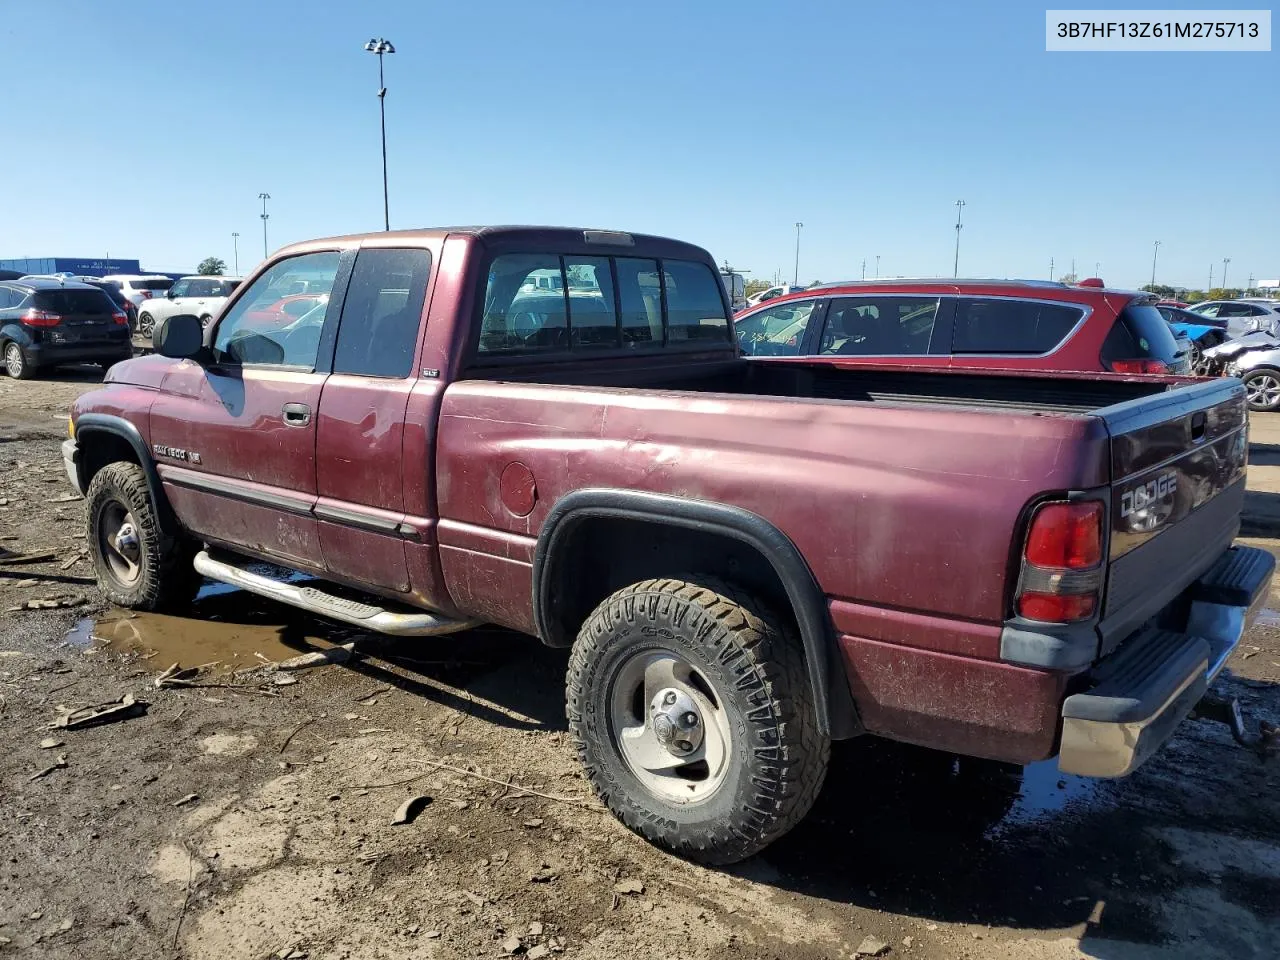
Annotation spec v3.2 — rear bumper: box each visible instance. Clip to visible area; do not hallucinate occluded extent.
[1058,545,1273,777]
[27,339,132,366]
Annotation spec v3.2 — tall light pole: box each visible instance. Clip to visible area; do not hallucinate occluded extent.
[1049,257,1055,281]
[365,38,396,232]
[258,193,271,258]
[953,199,965,278]
[1222,257,1231,290]
[1151,240,1161,289]
[231,232,240,274]
[861,258,866,280]
[793,222,803,286]
[875,255,880,279]
[1095,261,1100,277]
[1209,263,1214,289]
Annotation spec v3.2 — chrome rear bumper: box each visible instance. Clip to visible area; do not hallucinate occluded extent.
[1058,545,1273,778]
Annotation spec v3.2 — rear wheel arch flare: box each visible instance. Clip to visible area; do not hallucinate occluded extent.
[532,487,859,739]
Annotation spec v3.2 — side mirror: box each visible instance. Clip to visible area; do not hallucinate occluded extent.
[155,314,207,361]
[166,289,177,299]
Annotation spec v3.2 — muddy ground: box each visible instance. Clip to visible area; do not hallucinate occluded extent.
[1,371,1278,960]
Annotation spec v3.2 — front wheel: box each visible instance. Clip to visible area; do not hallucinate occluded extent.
[86,462,201,609]
[3,341,36,380]
[1243,369,1280,412]
[567,578,829,864]
[138,312,155,338]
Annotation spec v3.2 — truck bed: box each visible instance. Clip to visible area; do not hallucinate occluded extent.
[468,353,1178,417]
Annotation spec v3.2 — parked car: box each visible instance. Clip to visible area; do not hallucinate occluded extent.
[239,291,329,332]
[1185,299,1280,338]
[746,282,807,307]
[0,278,132,379]
[1199,335,1280,411]
[75,277,138,334]
[734,278,1192,375]
[1157,304,1230,376]
[100,274,174,310]
[63,225,1269,863]
[136,275,243,338]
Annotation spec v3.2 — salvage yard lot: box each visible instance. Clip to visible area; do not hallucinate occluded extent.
[2,372,1278,960]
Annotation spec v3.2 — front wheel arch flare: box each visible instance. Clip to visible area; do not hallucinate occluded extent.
[532,488,859,739]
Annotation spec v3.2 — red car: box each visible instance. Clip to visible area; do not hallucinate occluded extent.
[734,278,1191,375]
[240,292,329,331]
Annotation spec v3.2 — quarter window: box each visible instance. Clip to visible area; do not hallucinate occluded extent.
[332,248,431,378]
[736,301,816,356]
[212,251,340,367]
[820,297,940,356]
[951,298,1082,354]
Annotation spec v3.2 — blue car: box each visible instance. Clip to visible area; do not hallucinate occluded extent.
[1159,305,1229,375]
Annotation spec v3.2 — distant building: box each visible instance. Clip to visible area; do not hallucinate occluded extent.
[0,257,143,276]
[1256,280,1279,294]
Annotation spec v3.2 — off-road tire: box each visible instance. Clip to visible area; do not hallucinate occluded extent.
[567,577,829,864]
[86,461,201,610]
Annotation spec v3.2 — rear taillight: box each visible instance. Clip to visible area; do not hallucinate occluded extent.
[1016,500,1105,623]
[21,308,61,327]
[1109,358,1170,375]
[139,290,152,299]
[111,308,129,326]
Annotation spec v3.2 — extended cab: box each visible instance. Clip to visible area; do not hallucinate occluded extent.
[64,226,1272,863]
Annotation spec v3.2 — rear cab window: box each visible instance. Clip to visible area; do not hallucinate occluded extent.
[477,252,730,358]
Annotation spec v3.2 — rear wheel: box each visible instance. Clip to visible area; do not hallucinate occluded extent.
[138,312,155,338]
[567,577,829,864]
[1243,369,1280,411]
[199,314,212,329]
[86,462,201,609]
[3,342,35,380]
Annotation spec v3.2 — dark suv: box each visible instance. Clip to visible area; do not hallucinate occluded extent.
[0,278,133,379]
[734,278,1191,375]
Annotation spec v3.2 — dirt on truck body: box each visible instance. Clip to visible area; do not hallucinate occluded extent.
[60,225,1272,868]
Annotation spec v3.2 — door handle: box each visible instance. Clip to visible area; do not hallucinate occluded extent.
[282,403,311,427]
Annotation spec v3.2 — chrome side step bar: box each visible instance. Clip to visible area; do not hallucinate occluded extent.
[193,551,481,637]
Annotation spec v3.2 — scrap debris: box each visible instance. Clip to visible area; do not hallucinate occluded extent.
[275,643,355,672]
[391,794,432,825]
[30,753,68,782]
[155,664,200,688]
[51,693,146,730]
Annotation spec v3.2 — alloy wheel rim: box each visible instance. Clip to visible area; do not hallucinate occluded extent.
[608,650,733,804]
[5,344,22,377]
[1247,374,1280,408]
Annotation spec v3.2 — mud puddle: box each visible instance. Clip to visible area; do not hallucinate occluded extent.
[66,578,357,673]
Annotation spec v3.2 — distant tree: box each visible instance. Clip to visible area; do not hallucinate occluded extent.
[1059,273,1078,284]
[197,257,226,276]
[1184,290,1208,304]
[1140,283,1178,298]
[745,279,771,297]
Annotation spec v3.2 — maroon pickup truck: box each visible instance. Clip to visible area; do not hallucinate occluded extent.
[63,226,1272,864]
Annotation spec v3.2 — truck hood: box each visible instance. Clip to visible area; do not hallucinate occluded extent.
[104,354,177,389]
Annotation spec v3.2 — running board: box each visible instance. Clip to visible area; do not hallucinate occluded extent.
[192,551,481,637]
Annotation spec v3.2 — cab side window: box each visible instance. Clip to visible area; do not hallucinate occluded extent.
[212,251,340,367]
[168,279,191,298]
[332,248,432,378]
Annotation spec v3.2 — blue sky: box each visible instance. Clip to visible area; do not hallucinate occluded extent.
[2,0,1276,288]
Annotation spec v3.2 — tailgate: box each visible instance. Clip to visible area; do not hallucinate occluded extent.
[1097,377,1249,656]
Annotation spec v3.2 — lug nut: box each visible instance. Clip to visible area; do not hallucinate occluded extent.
[682,712,698,728]
[663,691,677,706]
[675,740,693,753]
